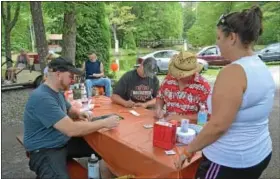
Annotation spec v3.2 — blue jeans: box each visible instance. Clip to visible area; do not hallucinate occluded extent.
[85,78,111,97]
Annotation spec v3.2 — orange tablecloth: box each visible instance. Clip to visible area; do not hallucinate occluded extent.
[83,96,202,179]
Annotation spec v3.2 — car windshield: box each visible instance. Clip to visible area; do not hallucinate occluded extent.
[197,47,210,55]
[197,46,220,55]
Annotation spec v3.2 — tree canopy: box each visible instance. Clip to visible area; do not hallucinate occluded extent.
[2,1,279,73]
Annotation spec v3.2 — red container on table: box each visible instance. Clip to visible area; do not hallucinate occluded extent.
[153,121,177,150]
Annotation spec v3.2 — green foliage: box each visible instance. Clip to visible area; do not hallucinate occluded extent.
[187,2,231,46]
[76,2,111,75]
[1,2,31,53]
[122,31,136,50]
[182,6,196,39]
[123,2,183,43]
[187,2,279,47]
[106,3,136,32]
[3,1,279,58]
[260,2,280,44]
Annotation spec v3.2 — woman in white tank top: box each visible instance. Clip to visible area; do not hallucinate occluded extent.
[177,5,275,179]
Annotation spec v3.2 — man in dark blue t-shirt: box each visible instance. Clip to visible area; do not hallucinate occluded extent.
[23,57,119,179]
[82,52,111,97]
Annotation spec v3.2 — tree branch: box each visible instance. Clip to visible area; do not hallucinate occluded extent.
[1,2,7,26]
[7,1,11,25]
[9,2,21,32]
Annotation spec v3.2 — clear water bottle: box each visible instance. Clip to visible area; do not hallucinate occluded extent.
[181,119,189,133]
[197,104,208,126]
[88,154,100,179]
[80,83,88,105]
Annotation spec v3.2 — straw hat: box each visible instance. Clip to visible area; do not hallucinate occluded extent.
[168,51,203,79]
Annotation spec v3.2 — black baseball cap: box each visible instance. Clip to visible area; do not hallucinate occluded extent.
[143,57,158,78]
[48,57,83,75]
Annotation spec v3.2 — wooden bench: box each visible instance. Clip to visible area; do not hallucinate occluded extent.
[16,135,88,179]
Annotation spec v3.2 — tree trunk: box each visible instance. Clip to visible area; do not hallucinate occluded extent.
[30,2,48,74]
[111,24,119,54]
[61,3,76,64]
[1,1,21,68]
[112,24,118,42]
[4,28,12,68]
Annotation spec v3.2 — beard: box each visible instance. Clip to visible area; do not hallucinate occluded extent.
[59,79,70,91]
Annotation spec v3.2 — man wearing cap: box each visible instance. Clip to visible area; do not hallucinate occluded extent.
[23,57,120,179]
[83,52,111,97]
[155,51,211,123]
[111,57,160,108]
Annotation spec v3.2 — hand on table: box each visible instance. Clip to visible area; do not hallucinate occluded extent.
[174,148,195,169]
[134,102,147,108]
[154,108,165,119]
[124,100,135,108]
[103,115,120,129]
[78,111,92,121]
[92,73,99,78]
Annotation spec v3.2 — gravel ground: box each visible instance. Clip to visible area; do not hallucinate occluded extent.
[1,69,279,178]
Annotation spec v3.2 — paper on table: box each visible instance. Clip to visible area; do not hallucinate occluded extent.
[129,110,140,116]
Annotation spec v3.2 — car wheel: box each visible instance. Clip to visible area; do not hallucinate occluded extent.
[34,75,43,88]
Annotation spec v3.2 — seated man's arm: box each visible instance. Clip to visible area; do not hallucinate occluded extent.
[92,62,105,78]
[64,95,85,120]
[33,95,119,137]
[99,62,105,77]
[111,94,134,108]
[54,116,113,137]
[111,72,134,108]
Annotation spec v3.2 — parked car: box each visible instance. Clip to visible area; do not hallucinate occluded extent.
[135,50,209,74]
[196,45,231,66]
[255,43,280,62]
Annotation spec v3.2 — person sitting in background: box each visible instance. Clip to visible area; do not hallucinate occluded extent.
[43,51,60,81]
[111,57,159,109]
[83,52,111,97]
[155,51,211,123]
[177,6,274,179]
[6,49,29,83]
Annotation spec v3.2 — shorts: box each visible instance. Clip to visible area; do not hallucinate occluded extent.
[195,152,272,179]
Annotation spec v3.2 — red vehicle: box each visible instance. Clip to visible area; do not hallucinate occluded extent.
[196,45,231,66]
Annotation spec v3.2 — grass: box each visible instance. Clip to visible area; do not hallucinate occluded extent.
[202,68,221,76]
[265,61,280,66]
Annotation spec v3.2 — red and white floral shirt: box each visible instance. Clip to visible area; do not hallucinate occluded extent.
[157,73,211,116]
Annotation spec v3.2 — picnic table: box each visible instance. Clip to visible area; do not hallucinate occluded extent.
[83,96,202,179]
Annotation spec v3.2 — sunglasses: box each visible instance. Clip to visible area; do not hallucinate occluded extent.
[217,14,236,32]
